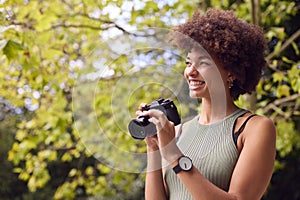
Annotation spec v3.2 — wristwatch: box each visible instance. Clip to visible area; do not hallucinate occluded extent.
[173,156,193,174]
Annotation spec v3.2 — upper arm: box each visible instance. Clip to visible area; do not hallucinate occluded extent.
[228,116,276,200]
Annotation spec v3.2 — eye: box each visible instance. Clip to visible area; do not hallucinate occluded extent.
[199,61,209,66]
[185,61,192,67]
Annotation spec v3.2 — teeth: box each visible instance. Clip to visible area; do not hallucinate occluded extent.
[190,81,205,86]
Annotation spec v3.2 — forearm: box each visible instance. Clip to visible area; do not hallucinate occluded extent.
[145,149,168,200]
[145,170,168,200]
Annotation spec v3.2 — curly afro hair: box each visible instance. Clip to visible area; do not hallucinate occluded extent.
[171,8,267,100]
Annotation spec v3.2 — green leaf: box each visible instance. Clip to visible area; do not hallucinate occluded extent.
[68,169,77,177]
[276,120,300,157]
[282,56,294,64]
[292,42,300,55]
[19,171,30,181]
[25,119,37,129]
[35,12,57,32]
[85,166,94,176]
[145,1,159,11]
[288,64,300,78]
[291,77,300,93]
[273,40,282,55]
[2,40,25,60]
[61,152,73,162]
[273,72,285,82]
[19,140,37,151]
[38,150,58,161]
[277,84,290,98]
[266,27,286,40]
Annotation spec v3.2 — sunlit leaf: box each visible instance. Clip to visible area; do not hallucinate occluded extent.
[2,40,25,60]
[277,84,290,97]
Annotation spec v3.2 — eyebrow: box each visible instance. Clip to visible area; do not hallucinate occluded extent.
[186,55,211,60]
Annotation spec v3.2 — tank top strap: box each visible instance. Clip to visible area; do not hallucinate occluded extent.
[233,114,256,146]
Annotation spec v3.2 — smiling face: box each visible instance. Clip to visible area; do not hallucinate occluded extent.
[184,48,230,100]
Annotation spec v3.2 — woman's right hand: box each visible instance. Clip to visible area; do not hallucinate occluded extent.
[136,103,159,152]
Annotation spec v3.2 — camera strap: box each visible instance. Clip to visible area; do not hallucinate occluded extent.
[176,123,184,142]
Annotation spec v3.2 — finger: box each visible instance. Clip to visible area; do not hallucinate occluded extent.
[143,109,164,118]
[148,117,161,131]
[138,103,147,111]
[146,109,168,127]
[135,110,143,117]
[148,116,161,127]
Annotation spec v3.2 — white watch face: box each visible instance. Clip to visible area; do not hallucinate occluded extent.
[179,156,192,170]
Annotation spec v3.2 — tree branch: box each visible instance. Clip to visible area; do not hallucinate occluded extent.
[49,21,143,37]
[50,23,109,31]
[250,0,261,25]
[266,28,300,62]
[246,0,261,112]
[263,93,300,113]
[10,22,35,30]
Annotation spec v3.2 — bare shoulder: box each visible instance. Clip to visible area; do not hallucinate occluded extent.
[235,114,276,154]
[246,115,276,140]
[241,114,276,157]
[252,115,275,127]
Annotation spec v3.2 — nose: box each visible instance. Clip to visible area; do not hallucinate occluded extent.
[185,64,198,76]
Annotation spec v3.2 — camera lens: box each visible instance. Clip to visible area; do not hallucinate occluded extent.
[128,116,156,140]
[128,121,147,140]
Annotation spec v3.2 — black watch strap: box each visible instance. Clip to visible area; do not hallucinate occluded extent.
[172,156,193,174]
[173,164,183,174]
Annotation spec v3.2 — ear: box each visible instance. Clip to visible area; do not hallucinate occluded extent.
[227,73,236,89]
[227,73,236,82]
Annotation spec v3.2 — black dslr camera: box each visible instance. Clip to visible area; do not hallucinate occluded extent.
[128,98,181,140]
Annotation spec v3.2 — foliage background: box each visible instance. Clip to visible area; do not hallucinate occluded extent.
[0,0,299,199]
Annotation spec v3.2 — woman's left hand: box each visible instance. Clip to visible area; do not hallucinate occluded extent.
[143,109,183,164]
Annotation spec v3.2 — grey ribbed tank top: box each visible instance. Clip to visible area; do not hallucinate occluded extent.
[165,109,248,199]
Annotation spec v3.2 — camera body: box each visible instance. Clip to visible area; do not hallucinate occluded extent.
[128,98,181,140]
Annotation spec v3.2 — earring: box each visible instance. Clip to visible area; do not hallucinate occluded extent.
[228,78,234,89]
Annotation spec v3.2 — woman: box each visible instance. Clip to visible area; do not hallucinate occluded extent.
[137,8,276,200]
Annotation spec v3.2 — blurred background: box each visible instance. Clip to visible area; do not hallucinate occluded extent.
[0,0,299,199]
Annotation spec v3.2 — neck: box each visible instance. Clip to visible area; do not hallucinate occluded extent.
[198,97,238,125]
